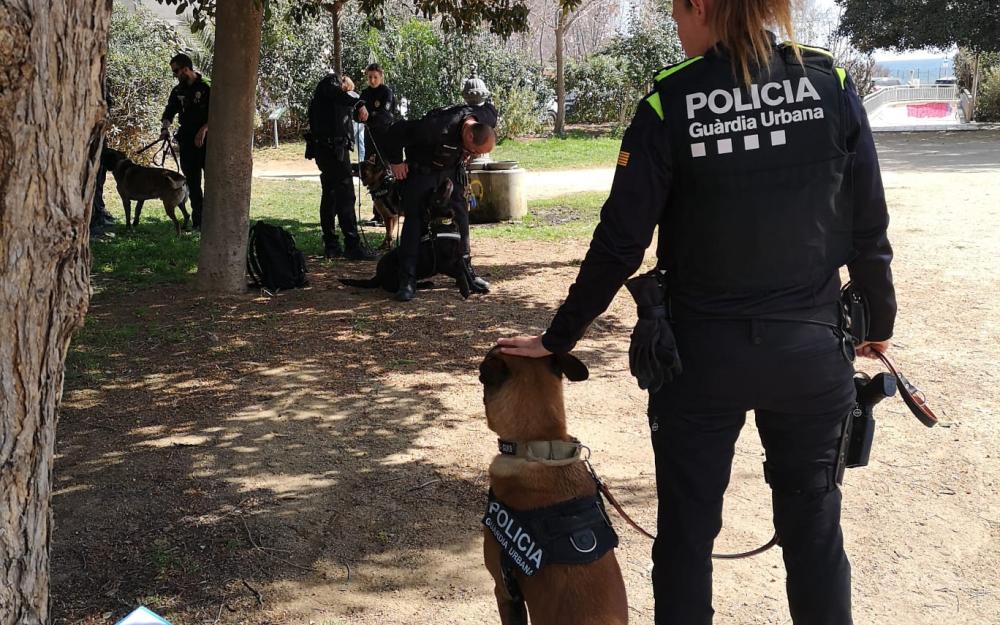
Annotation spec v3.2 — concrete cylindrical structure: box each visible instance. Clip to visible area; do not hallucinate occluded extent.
[468,168,528,223]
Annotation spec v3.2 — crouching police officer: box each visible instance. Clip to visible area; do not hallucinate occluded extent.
[307,73,374,260]
[499,1,896,623]
[383,100,498,301]
[161,53,210,229]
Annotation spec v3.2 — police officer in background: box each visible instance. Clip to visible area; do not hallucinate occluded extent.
[359,63,396,224]
[499,0,895,623]
[161,53,210,230]
[360,64,396,163]
[307,72,374,260]
[383,96,499,301]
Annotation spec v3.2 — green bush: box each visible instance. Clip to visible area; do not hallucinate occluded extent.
[494,86,545,142]
[106,2,185,157]
[341,11,550,137]
[975,67,1000,122]
[256,8,335,141]
[565,55,632,125]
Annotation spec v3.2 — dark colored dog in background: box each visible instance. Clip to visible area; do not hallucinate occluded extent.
[338,229,472,298]
[101,147,190,235]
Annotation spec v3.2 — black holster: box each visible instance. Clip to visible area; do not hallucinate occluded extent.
[840,282,869,346]
[835,372,896,484]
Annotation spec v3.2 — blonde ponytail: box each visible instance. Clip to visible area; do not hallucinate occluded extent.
[709,0,800,85]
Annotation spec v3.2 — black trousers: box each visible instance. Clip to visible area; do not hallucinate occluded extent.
[397,168,472,282]
[315,145,360,251]
[178,138,206,227]
[648,319,855,625]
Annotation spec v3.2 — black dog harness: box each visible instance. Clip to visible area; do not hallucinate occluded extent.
[484,439,619,603]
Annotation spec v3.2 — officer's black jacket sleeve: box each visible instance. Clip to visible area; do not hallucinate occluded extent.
[381,117,444,164]
[844,77,896,341]
[161,86,180,125]
[542,103,670,354]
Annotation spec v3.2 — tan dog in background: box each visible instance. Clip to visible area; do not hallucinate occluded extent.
[359,161,399,249]
[102,147,190,235]
[479,347,628,625]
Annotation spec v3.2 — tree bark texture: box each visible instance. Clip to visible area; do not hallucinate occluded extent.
[330,1,344,77]
[0,2,111,624]
[555,10,567,136]
[195,0,264,293]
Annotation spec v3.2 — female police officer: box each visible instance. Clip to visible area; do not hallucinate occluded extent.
[498,1,895,623]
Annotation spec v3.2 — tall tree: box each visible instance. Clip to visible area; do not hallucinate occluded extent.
[0,2,112,624]
[836,0,999,53]
[196,0,265,292]
[550,0,604,135]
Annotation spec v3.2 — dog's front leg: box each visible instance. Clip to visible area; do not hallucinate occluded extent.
[494,587,529,625]
[121,195,132,231]
[132,200,144,229]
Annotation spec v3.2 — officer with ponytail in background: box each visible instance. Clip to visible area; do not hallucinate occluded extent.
[498,1,896,623]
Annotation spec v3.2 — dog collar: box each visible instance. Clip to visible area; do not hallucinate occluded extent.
[497,438,583,466]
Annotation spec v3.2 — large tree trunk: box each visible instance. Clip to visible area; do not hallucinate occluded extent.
[0,2,111,624]
[554,10,567,136]
[195,0,264,293]
[331,1,344,76]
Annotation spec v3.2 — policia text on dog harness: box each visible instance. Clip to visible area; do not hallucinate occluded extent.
[484,439,619,607]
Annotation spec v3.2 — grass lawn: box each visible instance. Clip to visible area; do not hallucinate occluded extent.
[91,180,603,292]
[490,133,622,170]
[253,131,622,171]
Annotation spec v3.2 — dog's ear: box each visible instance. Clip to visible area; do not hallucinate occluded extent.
[479,351,510,389]
[551,353,589,382]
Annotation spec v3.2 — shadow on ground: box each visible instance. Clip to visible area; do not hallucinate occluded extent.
[53,253,636,624]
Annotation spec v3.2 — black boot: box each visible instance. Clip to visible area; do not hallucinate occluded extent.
[395,277,416,302]
[463,255,490,293]
[344,244,376,261]
[324,242,343,259]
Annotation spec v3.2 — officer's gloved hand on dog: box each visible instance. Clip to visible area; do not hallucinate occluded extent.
[625,271,682,393]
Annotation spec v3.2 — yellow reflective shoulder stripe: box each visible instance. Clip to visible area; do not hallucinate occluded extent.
[783,41,835,58]
[835,67,847,89]
[646,92,664,120]
[655,56,704,82]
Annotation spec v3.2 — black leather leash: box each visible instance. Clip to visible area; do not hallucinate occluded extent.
[581,452,780,560]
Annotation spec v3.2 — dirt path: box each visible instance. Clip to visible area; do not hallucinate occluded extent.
[55,133,999,625]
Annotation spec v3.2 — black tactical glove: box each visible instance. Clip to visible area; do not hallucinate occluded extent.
[625,271,682,393]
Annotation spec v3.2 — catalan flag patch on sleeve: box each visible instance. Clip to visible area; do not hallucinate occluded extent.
[617,150,630,167]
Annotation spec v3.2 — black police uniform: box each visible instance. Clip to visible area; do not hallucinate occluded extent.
[541,39,896,625]
[307,75,367,257]
[161,73,210,228]
[383,102,498,297]
[360,83,395,160]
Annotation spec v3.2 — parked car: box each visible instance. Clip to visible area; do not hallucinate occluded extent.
[871,76,903,92]
[545,92,578,121]
[935,77,957,85]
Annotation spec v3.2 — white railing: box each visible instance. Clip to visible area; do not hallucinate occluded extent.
[863,85,959,116]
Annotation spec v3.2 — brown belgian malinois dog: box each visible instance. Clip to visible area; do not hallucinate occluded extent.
[478,347,628,625]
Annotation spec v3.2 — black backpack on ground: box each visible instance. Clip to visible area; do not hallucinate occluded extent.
[246,221,308,290]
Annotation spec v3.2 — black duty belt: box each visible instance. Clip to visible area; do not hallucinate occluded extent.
[482,489,618,577]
